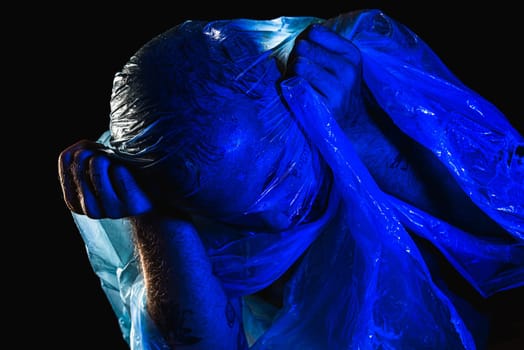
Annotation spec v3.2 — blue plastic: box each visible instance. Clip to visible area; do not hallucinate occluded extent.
[70,9,523,350]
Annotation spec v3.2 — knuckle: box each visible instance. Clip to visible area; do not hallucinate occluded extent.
[80,193,102,219]
[89,154,110,173]
[65,200,80,214]
[294,57,313,74]
[295,40,310,55]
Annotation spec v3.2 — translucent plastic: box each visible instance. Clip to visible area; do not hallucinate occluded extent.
[71,9,523,350]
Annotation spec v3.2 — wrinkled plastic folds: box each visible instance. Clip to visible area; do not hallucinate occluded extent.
[71,9,523,349]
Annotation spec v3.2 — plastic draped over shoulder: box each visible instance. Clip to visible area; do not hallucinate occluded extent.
[330,11,523,240]
[71,10,523,350]
[326,10,523,296]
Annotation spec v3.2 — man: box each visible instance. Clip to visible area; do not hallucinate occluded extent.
[59,9,523,349]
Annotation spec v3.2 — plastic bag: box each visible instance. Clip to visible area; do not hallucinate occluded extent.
[71,9,523,349]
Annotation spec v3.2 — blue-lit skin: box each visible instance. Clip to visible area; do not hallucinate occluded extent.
[58,11,523,350]
[58,140,153,218]
[58,24,501,235]
[58,24,344,349]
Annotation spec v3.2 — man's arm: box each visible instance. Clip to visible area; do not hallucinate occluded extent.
[58,140,247,349]
[130,212,246,349]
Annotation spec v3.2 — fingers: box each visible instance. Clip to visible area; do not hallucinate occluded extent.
[89,155,124,218]
[288,24,361,76]
[58,140,103,214]
[306,24,361,63]
[110,163,153,217]
[58,139,152,219]
[75,148,104,218]
[290,53,345,98]
[286,24,363,119]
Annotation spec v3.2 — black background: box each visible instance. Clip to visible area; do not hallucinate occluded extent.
[31,1,523,349]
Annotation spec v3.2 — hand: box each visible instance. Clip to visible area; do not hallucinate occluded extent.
[58,140,246,348]
[286,24,364,121]
[58,139,153,219]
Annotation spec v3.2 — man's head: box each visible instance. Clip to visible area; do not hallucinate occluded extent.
[107,19,328,230]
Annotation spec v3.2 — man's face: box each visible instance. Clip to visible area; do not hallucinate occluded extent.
[136,100,325,231]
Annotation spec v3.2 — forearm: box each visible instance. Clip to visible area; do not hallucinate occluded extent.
[130,213,247,349]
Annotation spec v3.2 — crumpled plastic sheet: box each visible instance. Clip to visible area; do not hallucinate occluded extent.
[71,9,523,350]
